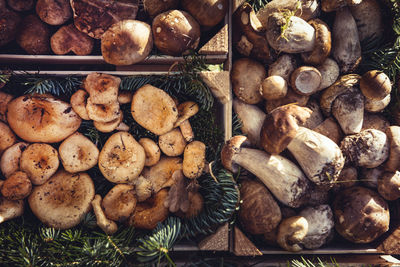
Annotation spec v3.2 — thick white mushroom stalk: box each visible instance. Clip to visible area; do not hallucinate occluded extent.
[287,126,345,185]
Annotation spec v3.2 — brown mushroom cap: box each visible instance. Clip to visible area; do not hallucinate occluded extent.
[385,126,400,172]
[182,141,206,179]
[0,121,17,156]
[0,142,29,178]
[0,196,24,223]
[260,104,313,154]
[378,171,400,201]
[102,184,136,222]
[1,171,32,200]
[86,98,121,123]
[129,188,169,230]
[0,9,20,47]
[174,101,199,127]
[333,186,390,243]
[131,84,178,135]
[59,132,99,173]
[93,112,123,133]
[221,135,250,173]
[158,129,187,157]
[143,0,179,18]
[138,138,161,167]
[152,10,200,56]
[7,0,34,11]
[265,88,310,113]
[260,75,288,100]
[70,89,90,120]
[84,73,120,105]
[28,170,95,229]
[301,19,332,65]
[16,15,50,55]
[36,0,72,25]
[0,91,13,122]
[181,0,228,27]
[51,24,94,55]
[360,70,392,100]
[20,143,59,185]
[364,94,391,113]
[101,20,153,65]
[7,94,81,143]
[99,131,145,184]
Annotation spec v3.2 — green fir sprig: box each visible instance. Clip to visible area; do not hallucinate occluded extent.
[246,0,271,12]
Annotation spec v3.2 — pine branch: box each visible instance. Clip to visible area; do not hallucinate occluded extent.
[290,256,339,267]
[246,0,271,12]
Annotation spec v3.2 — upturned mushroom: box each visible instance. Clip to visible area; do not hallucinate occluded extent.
[92,194,118,235]
[51,24,94,55]
[277,216,308,252]
[28,170,95,229]
[377,171,400,201]
[0,121,17,156]
[158,129,187,157]
[138,138,161,167]
[0,142,28,178]
[0,196,23,224]
[102,184,136,222]
[1,171,32,200]
[290,66,322,96]
[70,89,90,120]
[183,141,206,179]
[221,136,310,208]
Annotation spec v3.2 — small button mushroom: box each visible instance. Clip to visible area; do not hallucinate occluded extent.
[360,70,392,101]
[313,117,344,145]
[333,186,390,243]
[0,8,20,48]
[16,15,50,55]
[364,94,391,113]
[332,89,364,135]
[117,91,133,104]
[290,66,322,96]
[1,171,32,200]
[99,132,145,184]
[92,194,118,235]
[86,98,121,123]
[133,175,153,202]
[138,138,161,167]
[36,0,72,25]
[59,132,99,173]
[340,129,389,169]
[51,24,94,55]
[0,121,17,157]
[70,89,90,120]
[128,188,169,230]
[20,143,59,185]
[93,112,123,133]
[152,10,200,56]
[238,179,282,235]
[0,196,24,224]
[260,75,288,100]
[102,184,136,222]
[361,166,384,188]
[183,141,206,179]
[362,113,390,133]
[143,0,179,18]
[301,19,332,66]
[0,142,28,178]
[174,101,199,128]
[131,84,178,136]
[158,129,187,157]
[84,73,120,105]
[385,126,400,172]
[277,216,308,252]
[316,58,340,90]
[28,170,95,229]
[182,0,228,28]
[0,91,13,122]
[378,171,400,201]
[268,54,297,82]
[231,58,265,105]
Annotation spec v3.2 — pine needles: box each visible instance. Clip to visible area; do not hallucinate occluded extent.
[246,0,271,12]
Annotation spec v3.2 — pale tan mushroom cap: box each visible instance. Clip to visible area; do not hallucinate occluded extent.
[0,142,29,178]
[20,143,59,185]
[28,170,95,229]
[86,97,121,123]
[99,131,145,184]
[70,89,90,120]
[183,141,206,179]
[1,171,32,200]
[118,91,133,104]
[0,121,17,156]
[139,138,161,167]
[158,128,186,156]
[59,132,99,173]
[0,196,24,223]
[83,73,120,105]
[93,112,123,133]
[133,175,153,202]
[102,184,136,222]
[131,84,178,135]
[7,94,81,143]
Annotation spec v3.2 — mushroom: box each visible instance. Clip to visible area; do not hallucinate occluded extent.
[138,138,161,167]
[133,175,153,202]
[377,171,400,201]
[221,136,310,208]
[16,15,50,55]
[93,112,123,133]
[181,0,228,27]
[70,89,90,120]
[158,129,187,157]
[98,131,145,184]
[265,88,309,113]
[183,141,206,179]
[331,166,358,193]
[333,186,390,243]
[0,91,13,122]
[238,179,282,235]
[141,156,182,193]
[102,184,136,222]
[362,113,389,132]
[0,121,17,157]
[332,89,364,135]
[302,100,324,130]
[59,132,99,173]
[51,24,94,55]
[101,20,153,66]
[364,94,391,113]
[290,66,322,96]
[0,8,20,48]
[361,166,383,188]
[92,194,118,235]
[174,101,199,128]
[179,120,195,143]
[231,58,265,104]
[0,142,28,178]
[301,19,332,66]
[277,216,308,252]
[128,188,169,230]
[322,0,362,12]
[116,122,130,132]
[260,76,288,100]
[70,0,138,39]
[83,73,120,105]
[7,0,34,11]
[299,205,334,249]
[143,0,179,18]
[118,91,133,104]
[316,58,340,90]
[131,84,178,136]
[340,129,389,169]
[152,10,200,56]
[165,170,189,214]
[384,126,400,172]
[28,170,95,229]
[20,143,59,185]
[360,70,392,101]
[86,98,121,123]
[176,191,203,219]
[0,196,23,224]
[7,94,82,143]
[36,0,71,25]
[313,117,343,145]
[268,54,297,82]
[1,171,32,200]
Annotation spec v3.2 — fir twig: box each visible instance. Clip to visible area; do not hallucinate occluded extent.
[246,0,271,12]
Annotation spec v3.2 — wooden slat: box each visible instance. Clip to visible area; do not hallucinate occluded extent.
[199,25,229,55]
[198,223,229,251]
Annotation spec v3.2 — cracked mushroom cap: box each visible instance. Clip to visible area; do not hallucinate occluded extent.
[99,131,145,184]
[0,142,28,178]
[59,132,99,173]
[28,170,95,229]
[7,94,81,143]
[20,143,59,185]
[102,184,136,222]
[131,84,178,135]
[83,73,120,105]
[260,104,313,154]
[0,121,17,156]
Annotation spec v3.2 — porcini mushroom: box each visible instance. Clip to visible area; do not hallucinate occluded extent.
[260,75,288,100]
[59,132,99,173]
[0,142,28,178]
[99,131,145,184]
[277,216,308,252]
[378,171,400,201]
[102,184,136,222]
[1,171,32,200]
[0,8,20,48]
[70,89,90,120]
[364,94,391,113]
[0,121,17,156]
[313,117,344,145]
[36,0,72,25]
[183,141,206,179]
[143,0,179,18]
[138,138,161,167]
[265,88,309,113]
[158,129,187,157]
[0,196,23,224]
[28,170,95,229]
[16,15,50,55]
[51,24,94,55]
[181,0,228,27]
[290,66,322,96]
[84,73,120,105]
[268,54,297,82]
[385,126,400,172]
[332,89,364,135]
[221,136,310,208]
[92,194,118,235]
[20,143,59,185]
[317,58,340,90]
[360,70,391,101]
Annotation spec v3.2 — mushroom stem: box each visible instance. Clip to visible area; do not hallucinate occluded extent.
[287,126,344,185]
[92,194,118,235]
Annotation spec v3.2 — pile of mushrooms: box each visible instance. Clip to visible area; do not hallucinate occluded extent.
[0,0,229,64]
[0,72,208,235]
[230,0,397,252]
